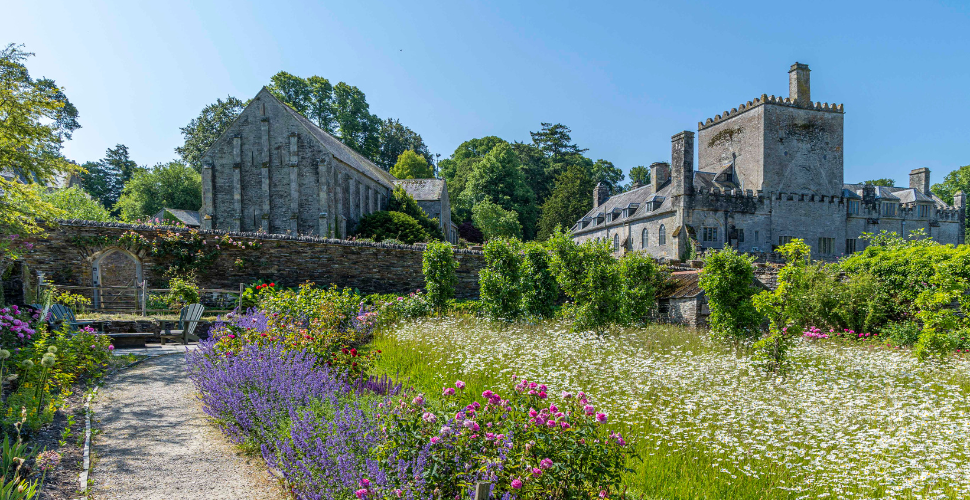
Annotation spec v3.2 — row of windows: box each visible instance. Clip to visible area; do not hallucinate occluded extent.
[600,228,862,255]
[848,199,934,218]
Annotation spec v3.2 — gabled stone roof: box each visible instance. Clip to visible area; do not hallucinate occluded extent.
[843,183,948,207]
[257,88,397,189]
[393,178,446,201]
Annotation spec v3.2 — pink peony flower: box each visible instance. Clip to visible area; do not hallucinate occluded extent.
[596,412,608,423]
[442,387,455,396]
[540,458,554,469]
[455,380,465,390]
[511,478,523,489]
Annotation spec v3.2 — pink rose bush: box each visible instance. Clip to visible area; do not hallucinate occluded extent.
[374,376,633,498]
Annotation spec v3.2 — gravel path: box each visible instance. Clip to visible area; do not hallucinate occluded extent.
[90,353,288,500]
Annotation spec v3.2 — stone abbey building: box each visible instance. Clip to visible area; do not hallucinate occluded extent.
[200,88,455,241]
[572,63,966,259]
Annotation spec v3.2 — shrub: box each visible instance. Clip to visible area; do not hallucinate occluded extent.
[698,246,762,339]
[472,199,522,240]
[165,275,200,311]
[881,320,921,346]
[752,239,812,372]
[457,221,484,244]
[619,251,658,325]
[480,238,523,320]
[388,187,444,241]
[520,241,558,320]
[546,228,624,332]
[913,270,968,361]
[353,211,428,244]
[422,241,458,312]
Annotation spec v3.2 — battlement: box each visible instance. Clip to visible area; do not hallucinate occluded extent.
[698,94,844,131]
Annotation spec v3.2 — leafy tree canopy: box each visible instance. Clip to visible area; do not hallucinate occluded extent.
[0,43,80,258]
[932,164,970,205]
[115,161,201,222]
[863,178,896,187]
[378,118,432,172]
[537,163,597,240]
[472,199,522,240]
[591,159,625,195]
[388,186,444,241]
[460,143,538,239]
[176,96,245,172]
[390,150,433,179]
[33,185,113,222]
[353,210,428,244]
[81,144,140,209]
[628,165,650,187]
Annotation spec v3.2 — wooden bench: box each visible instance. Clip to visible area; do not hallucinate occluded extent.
[107,333,155,348]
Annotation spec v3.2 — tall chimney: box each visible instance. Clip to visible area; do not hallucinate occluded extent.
[593,182,610,209]
[789,62,811,107]
[670,131,694,195]
[909,168,931,194]
[650,162,670,188]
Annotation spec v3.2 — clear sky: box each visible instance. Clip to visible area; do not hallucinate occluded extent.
[6,0,970,185]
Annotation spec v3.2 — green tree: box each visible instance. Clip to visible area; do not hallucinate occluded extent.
[628,165,650,187]
[268,71,312,116]
[461,143,538,239]
[537,163,596,240]
[480,238,523,320]
[512,141,555,206]
[520,241,558,319]
[530,123,588,165]
[619,251,658,325]
[932,164,970,205]
[35,185,113,221]
[390,150,433,179]
[546,228,624,332]
[333,82,381,159]
[422,241,458,312]
[591,159,625,194]
[0,44,80,259]
[863,178,895,187]
[115,161,202,221]
[472,199,522,240]
[378,118,432,172]
[81,144,139,209]
[699,246,762,340]
[176,96,245,172]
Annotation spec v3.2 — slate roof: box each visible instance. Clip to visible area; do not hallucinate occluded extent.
[259,88,397,189]
[393,179,446,201]
[667,271,703,299]
[155,208,201,227]
[574,181,678,234]
[842,183,948,207]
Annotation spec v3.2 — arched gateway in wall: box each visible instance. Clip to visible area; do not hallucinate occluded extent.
[91,248,142,311]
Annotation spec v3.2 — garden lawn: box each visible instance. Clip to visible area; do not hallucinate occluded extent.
[371,317,970,500]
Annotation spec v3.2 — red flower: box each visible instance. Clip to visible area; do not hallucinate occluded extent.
[270,283,275,287]
[342,348,349,355]
[350,348,358,357]
[352,362,358,368]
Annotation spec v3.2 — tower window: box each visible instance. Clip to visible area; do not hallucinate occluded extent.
[702,227,718,242]
[659,225,666,246]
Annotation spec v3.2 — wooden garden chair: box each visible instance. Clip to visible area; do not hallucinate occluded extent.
[49,304,96,333]
[160,304,205,346]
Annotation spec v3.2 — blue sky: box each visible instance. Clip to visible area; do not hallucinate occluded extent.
[7,1,970,185]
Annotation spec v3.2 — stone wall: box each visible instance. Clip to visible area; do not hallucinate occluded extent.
[18,221,485,299]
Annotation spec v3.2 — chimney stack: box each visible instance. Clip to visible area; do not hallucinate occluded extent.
[593,182,610,209]
[670,131,694,195]
[789,62,811,107]
[909,168,931,194]
[650,162,670,188]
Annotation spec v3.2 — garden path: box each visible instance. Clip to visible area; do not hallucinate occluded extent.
[89,352,288,500]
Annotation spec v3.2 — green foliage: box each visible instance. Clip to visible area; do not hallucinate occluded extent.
[628,165,650,187]
[165,275,200,311]
[377,118,433,173]
[115,161,202,222]
[389,149,433,179]
[520,242,558,319]
[591,159,625,195]
[460,143,537,240]
[913,268,968,361]
[881,320,921,347]
[472,199,522,240]
[931,164,970,206]
[537,164,596,241]
[80,144,140,209]
[699,246,761,339]
[619,251,658,325]
[862,178,895,187]
[422,241,458,312]
[480,238,523,320]
[15,185,112,222]
[176,96,245,172]
[546,229,624,332]
[752,240,813,372]
[0,44,80,258]
[353,211,427,244]
[387,187,444,241]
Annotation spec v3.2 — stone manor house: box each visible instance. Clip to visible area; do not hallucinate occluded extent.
[572,63,966,259]
[199,88,456,242]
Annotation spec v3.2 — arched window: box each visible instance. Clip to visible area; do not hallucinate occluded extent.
[659,224,666,245]
[613,234,619,252]
[642,228,648,248]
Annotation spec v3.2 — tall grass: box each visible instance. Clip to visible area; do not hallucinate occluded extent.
[370,317,970,499]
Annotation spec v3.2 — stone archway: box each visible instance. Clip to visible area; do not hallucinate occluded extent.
[92,248,143,311]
